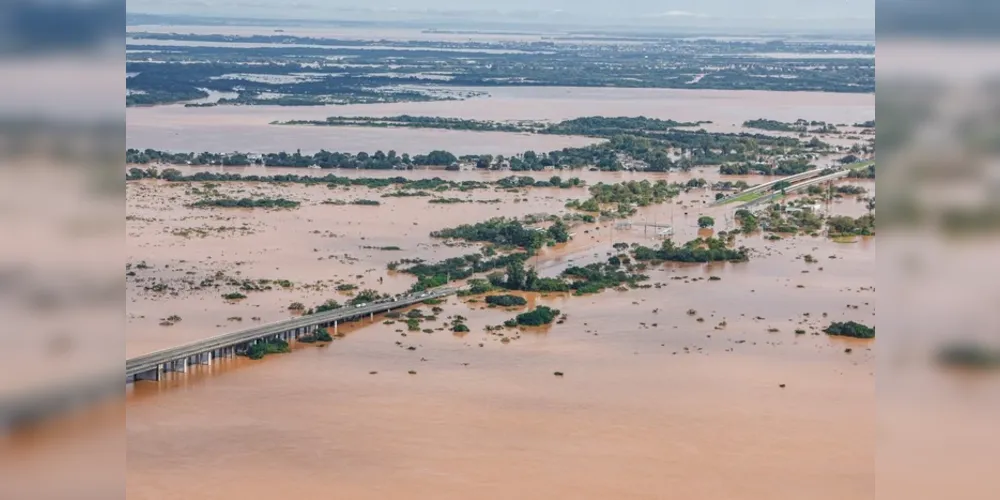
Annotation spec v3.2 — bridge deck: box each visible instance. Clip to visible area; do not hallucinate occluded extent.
[125,287,456,379]
[737,169,852,210]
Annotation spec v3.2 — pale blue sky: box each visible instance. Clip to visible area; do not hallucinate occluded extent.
[128,0,874,30]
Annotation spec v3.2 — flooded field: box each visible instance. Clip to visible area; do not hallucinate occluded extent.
[126,165,874,499]
[125,87,874,154]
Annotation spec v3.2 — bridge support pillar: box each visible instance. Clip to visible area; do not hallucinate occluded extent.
[334,321,338,335]
[134,367,160,382]
[194,352,211,365]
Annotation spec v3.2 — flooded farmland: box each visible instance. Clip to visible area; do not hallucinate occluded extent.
[126,163,874,499]
[124,19,876,495]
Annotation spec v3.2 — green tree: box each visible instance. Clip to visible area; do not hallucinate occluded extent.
[160,168,183,181]
[524,267,539,291]
[505,261,526,290]
[697,216,715,228]
[547,220,570,243]
[476,154,493,169]
[348,289,381,306]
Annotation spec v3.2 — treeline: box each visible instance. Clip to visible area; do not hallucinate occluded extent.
[281,115,533,133]
[128,166,496,191]
[743,118,839,133]
[430,218,571,252]
[126,148,459,168]
[478,131,816,172]
[631,237,750,263]
[492,175,583,189]
[827,214,875,237]
[719,158,815,176]
[190,197,299,209]
[127,120,824,173]
[279,115,710,137]
[743,119,806,132]
[542,116,709,135]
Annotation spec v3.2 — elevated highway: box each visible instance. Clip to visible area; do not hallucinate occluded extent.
[126,287,456,382]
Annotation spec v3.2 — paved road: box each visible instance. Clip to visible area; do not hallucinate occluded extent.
[713,168,827,205]
[715,160,873,207]
[125,287,457,379]
[738,169,851,210]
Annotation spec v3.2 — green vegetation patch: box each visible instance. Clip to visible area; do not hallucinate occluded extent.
[631,237,749,263]
[244,339,291,360]
[430,217,570,252]
[824,321,875,339]
[513,306,561,327]
[191,198,299,209]
[485,294,528,307]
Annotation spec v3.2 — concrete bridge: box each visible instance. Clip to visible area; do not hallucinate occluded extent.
[737,169,852,211]
[715,160,872,207]
[125,287,457,383]
[616,221,674,230]
[713,167,828,205]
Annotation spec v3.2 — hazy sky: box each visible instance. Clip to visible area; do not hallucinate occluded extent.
[128,0,874,30]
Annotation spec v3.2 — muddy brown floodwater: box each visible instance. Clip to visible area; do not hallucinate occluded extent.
[126,87,873,155]
[126,167,874,499]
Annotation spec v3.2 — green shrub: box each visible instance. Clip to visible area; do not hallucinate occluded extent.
[244,339,290,359]
[514,306,560,326]
[485,294,528,307]
[824,321,875,339]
